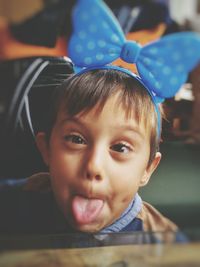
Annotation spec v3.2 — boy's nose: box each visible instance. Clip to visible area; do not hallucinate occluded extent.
[84,148,105,181]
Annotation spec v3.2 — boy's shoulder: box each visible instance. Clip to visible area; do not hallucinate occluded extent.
[0,172,51,193]
[0,173,59,235]
[137,201,178,232]
[137,201,178,237]
[136,201,188,243]
[23,172,52,192]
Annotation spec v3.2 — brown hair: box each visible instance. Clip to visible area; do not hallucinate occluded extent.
[46,69,161,165]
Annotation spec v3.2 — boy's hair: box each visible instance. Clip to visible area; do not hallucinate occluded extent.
[45,69,161,165]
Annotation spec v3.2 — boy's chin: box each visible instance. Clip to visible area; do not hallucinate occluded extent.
[72,221,105,233]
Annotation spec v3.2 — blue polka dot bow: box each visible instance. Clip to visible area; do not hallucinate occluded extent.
[68,0,200,103]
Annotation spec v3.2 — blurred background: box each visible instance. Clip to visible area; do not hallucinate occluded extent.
[0,0,200,231]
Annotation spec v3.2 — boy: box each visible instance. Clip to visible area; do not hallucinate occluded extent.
[0,67,178,240]
[1,0,199,246]
[34,66,174,235]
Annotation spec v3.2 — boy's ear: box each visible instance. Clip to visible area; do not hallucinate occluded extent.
[35,132,50,166]
[139,152,161,187]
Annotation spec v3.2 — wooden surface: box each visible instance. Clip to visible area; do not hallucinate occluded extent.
[0,243,200,267]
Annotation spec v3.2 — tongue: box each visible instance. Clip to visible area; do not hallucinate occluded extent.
[72,196,104,224]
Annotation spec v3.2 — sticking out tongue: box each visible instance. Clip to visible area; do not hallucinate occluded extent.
[72,195,104,224]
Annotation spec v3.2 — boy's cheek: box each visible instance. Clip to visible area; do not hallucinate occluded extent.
[51,176,72,205]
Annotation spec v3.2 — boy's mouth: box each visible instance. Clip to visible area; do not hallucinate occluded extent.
[72,195,104,225]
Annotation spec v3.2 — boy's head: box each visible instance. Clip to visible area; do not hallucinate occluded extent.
[43,68,161,165]
[36,68,161,233]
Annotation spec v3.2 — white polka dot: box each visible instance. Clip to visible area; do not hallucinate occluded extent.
[170,77,178,85]
[156,58,164,66]
[91,6,99,15]
[108,48,117,57]
[166,42,173,50]
[96,53,104,61]
[102,22,109,29]
[183,39,192,46]
[80,12,89,21]
[84,57,92,64]
[176,64,184,72]
[155,81,161,89]
[78,31,86,39]
[148,72,154,79]
[149,47,158,55]
[162,66,171,75]
[97,40,106,48]
[172,53,181,61]
[75,45,83,53]
[89,25,97,33]
[111,34,119,43]
[87,41,95,50]
[143,57,151,66]
[186,50,193,57]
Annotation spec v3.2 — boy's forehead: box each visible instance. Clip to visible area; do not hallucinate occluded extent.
[57,94,150,138]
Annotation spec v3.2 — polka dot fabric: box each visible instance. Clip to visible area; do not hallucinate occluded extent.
[69,0,200,103]
[69,0,125,67]
[138,33,200,98]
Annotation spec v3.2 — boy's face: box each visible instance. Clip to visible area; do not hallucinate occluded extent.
[37,93,161,233]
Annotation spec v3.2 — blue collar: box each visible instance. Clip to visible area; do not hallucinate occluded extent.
[100,193,142,233]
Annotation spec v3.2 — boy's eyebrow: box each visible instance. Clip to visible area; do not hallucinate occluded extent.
[111,124,145,139]
[59,116,145,139]
[59,116,89,129]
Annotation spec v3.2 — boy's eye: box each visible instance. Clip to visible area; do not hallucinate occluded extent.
[64,134,86,145]
[111,143,131,153]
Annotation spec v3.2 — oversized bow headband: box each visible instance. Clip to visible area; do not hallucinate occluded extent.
[68,0,200,104]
